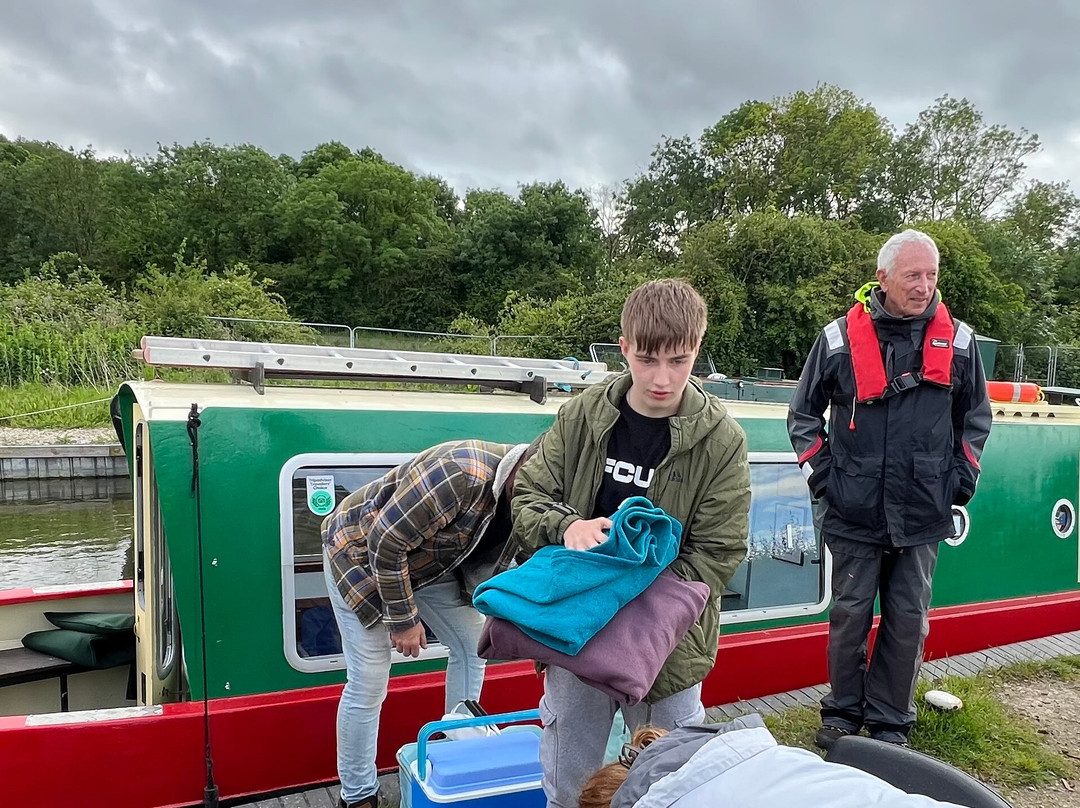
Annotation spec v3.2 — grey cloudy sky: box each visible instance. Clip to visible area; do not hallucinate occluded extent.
[2,1,1079,195]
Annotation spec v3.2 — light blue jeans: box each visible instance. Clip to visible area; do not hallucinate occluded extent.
[323,554,487,804]
[539,665,705,808]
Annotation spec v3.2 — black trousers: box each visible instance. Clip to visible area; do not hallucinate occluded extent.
[820,540,940,734]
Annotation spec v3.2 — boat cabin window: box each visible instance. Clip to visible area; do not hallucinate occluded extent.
[279,452,827,666]
[1052,499,1076,539]
[134,423,146,610]
[280,453,416,672]
[721,454,829,623]
[946,505,970,547]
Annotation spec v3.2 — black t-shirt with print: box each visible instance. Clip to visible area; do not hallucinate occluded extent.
[592,395,672,519]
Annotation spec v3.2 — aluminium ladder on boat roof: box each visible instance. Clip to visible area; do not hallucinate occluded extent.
[138,336,613,403]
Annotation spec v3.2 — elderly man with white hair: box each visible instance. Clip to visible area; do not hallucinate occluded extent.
[788,228,992,750]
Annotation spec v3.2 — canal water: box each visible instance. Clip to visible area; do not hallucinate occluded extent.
[0,477,132,590]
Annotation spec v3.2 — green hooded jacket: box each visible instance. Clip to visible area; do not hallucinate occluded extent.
[510,372,751,701]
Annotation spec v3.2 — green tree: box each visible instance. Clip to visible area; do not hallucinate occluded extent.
[10,145,108,274]
[450,259,657,360]
[622,85,893,255]
[969,220,1057,342]
[704,85,893,220]
[0,138,32,280]
[621,135,723,258]
[139,142,295,273]
[295,141,358,178]
[677,211,875,376]
[455,182,603,324]
[1055,238,1080,308]
[269,152,459,329]
[887,96,1040,221]
[918,219,1028,342]
[93,157,159,287]
[134,247,309,343]
[1003,180,1079,251]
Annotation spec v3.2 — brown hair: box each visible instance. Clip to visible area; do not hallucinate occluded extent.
[578,727,670,808]
[620,279,707,355]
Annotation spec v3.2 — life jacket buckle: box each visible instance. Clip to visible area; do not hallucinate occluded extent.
[887,372,921,396]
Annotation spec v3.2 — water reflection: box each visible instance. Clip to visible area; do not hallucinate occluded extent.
[0,477,133,590]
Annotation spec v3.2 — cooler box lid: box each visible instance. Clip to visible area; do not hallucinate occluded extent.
[423,731,541,795]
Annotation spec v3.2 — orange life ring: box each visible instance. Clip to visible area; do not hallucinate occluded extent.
[986,380,1042,403]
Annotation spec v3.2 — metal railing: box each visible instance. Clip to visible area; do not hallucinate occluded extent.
[206,317,547,357]
[350,325,490,355]
[1051,346,1080,389]
[998,344,1080,388]
[207,316,352,347]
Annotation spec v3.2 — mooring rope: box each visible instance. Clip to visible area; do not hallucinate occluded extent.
[0,397,111,422]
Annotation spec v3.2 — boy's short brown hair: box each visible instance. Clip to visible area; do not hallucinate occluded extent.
[620,279,707,355]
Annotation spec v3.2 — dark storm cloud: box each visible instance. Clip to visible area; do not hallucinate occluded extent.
[1,0,1079,193]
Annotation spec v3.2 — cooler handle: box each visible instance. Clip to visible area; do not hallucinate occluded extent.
[415,708,541,781]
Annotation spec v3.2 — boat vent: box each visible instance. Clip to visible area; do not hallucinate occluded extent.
[137,336,612,403]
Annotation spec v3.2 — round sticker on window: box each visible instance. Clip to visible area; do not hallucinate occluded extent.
[1051,499,1075,539]
[945,505,970,547]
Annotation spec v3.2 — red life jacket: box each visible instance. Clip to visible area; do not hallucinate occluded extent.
[845,300,955,403]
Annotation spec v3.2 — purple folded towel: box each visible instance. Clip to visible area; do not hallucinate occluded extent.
[477,570,710,705]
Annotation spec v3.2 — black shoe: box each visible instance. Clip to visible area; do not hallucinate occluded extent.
[339,792,379,808]
[869,729,909,746]
[814,723,854,750]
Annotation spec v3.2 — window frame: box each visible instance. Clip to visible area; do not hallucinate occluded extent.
[133,422,146,611]
[150,456,178,680]
[279,450,834,666]
[720,451,833,626]
[1051,498,1076,540]
[279,452,462,673]
[945,505,971,547]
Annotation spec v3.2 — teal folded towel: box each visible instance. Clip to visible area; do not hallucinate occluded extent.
[473,496,682,655]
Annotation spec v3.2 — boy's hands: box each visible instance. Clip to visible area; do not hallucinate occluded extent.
[563,517,612,551]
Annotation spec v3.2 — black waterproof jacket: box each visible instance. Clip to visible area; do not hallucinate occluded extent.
[787,289,992,547]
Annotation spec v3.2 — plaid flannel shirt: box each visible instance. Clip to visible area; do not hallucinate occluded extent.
[322,440,514,632]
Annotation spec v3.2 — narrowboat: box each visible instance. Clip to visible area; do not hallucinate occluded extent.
[1,336,1078,808]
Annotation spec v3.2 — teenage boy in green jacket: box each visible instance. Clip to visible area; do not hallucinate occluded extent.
[511,279,752,808]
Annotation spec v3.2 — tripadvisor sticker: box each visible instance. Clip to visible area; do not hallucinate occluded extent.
[306,475,336,516]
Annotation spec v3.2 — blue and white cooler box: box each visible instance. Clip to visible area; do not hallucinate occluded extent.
[398,709,544,808]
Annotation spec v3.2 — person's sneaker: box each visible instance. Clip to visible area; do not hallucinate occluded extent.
[814,722,854,750]
[338,792,379,808]
[869,729,909,746]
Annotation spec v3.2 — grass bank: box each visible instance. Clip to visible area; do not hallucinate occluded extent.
[764,657,1080,790]
[0,384,114,429]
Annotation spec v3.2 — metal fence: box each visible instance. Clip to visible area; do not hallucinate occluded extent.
[207,316,352,348]
[350,325,491,355]
[991,343,1020,383]
[997,344,1080,388]
[1050,346,1080,388]
[206,317,543,357]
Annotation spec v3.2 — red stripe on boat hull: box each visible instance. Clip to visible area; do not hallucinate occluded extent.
[0,580,133,606]
[704,589,1080,705]
[2,591,1078,808]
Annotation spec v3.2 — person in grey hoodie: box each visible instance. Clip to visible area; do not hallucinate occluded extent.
[578,715,974,808]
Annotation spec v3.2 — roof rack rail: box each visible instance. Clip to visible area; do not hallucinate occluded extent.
[138,336,612,404]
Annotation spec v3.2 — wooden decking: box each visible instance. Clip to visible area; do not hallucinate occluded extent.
[240,629,1080,808]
